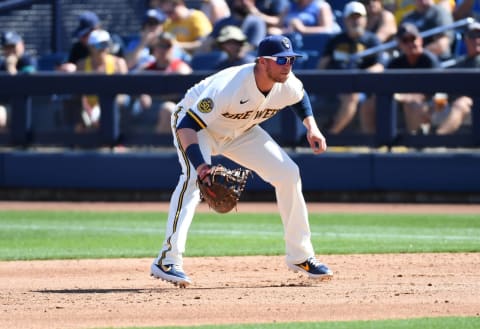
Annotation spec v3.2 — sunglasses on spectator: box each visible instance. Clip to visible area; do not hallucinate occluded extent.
[156,43,173,49]
[92,41,110,50]
[262,56,296,65]
[400,36,417,44]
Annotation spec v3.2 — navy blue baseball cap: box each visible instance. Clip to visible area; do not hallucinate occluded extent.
[257,35,303,57]
[72,11,100,38]
[1,31,22,46]
[143,9,166,25]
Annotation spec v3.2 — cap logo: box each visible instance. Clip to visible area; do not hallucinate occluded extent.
[282,38,290,49]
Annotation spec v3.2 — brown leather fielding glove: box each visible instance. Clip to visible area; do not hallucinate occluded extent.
[197,164,251,213]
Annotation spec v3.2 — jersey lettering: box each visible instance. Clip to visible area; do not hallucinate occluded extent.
[222,111,253,120]
[221,109,280,121]
[254,109,280,119]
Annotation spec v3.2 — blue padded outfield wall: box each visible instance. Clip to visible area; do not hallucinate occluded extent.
[1,151,479,196]
[1,71,480,201]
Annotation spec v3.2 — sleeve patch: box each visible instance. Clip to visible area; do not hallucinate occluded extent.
[197,97,214,113]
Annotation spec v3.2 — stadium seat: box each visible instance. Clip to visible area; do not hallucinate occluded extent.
[329,0,349,29]
[190,51,227,70]
[298,50,322,70]
[37,52,67,71]
[329,0,350,13]
[281,32,336,69]
[452,31,467,58]
[300,33,335,54]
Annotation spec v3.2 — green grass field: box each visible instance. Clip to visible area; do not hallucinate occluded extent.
[0,211,479,260]
[1,209,479,329]
[110,316,480,329]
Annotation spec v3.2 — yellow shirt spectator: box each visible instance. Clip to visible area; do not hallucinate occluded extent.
[393,0,455,24]
[84,54,116,108]
[163,9,212,43]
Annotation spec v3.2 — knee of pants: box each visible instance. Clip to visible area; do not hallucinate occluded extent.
[265,161,301,187]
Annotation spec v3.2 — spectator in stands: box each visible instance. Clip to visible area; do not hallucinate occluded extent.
[75,30,128,131]
[362,0,398,43]
[202,0,267,52]
[214,25,255,70]
[400,0,455,60]
[244,0,290,34]
[124,8,167,71]
[134,32,192,134]
[317,1,383,134]
[389,0,455,24]
[0,31,36,74]
[201,0,231,24]
[0,31,36,132]
[453,0,480,21]
[274,0,341,35]
[143,32,192,73]
[378,23,442,134]
[158,0,213,54]
[150,0,162,7]
[436,21,480,134]
[58,11,101,72]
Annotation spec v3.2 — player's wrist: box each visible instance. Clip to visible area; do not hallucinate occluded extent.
[185,143,206,170]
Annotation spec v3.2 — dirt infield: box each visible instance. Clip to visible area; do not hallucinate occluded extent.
[1,202,480,329]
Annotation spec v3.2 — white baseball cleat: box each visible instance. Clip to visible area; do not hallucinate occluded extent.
[288,257,333,280]
[150,262,192,288]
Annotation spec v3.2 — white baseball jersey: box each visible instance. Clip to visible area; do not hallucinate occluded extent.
[177,63,304,142]
[156,62,316,271]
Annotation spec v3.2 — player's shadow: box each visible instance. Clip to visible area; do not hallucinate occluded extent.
[189,281,322,290]
[33,281,318,293]
[33,288,154,294]
[31,280,324,294]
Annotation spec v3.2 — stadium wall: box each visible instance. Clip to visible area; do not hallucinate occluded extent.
[1,71,480,202]
[0,151,479,203]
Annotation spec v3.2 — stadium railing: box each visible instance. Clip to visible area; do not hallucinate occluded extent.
[349,17,475,67]
[0,70,479,149]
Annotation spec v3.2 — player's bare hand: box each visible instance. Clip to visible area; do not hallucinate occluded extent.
[306,124,327,154]
[197,164,212,186]
[308,134,327,154]
[303,117,327,154]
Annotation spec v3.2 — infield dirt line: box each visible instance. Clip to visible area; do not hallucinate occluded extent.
[0,201,479,214]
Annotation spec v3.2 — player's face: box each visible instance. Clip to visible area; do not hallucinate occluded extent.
[263,56,295,83]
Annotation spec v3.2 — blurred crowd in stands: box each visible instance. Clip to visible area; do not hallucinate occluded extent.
[1,0,480,137]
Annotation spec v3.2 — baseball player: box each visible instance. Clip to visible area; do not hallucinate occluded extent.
[151,35,333,287]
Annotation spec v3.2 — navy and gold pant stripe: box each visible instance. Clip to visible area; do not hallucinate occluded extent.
[159,106,192,265]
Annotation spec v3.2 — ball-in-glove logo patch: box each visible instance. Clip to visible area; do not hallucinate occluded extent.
[282,38,290,49]
[198,98,214,113]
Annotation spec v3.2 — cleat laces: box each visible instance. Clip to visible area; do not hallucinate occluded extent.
[171,264,184,272]
[307,257,322,268]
